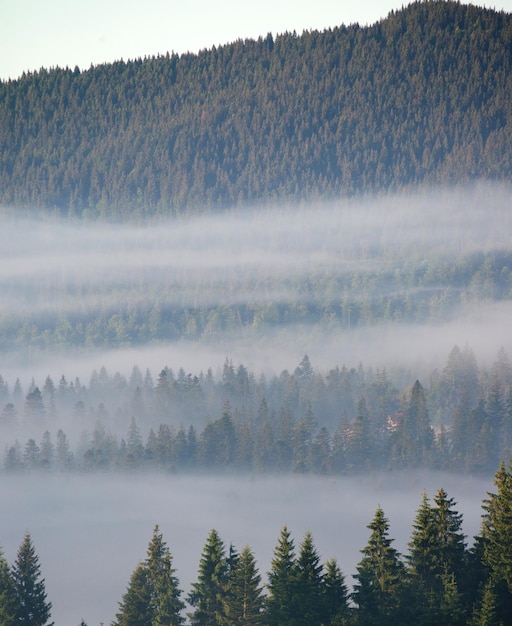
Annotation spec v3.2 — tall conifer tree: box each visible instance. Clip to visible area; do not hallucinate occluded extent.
[0,546,18,626]
[11,532,53,626]
[352,507,406,626]
[188,529,228,626]
[266,525,299,626]
[223,544,265,625]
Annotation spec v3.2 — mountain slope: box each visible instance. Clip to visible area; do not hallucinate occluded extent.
[0,0,511,218]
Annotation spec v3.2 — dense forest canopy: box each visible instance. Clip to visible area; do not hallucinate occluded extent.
[0,0,511,218]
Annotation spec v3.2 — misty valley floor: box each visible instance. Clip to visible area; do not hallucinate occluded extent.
[0,470,491,625]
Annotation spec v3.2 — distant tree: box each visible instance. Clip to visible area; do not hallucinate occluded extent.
[24,387,45,422]
[11,531,53,626]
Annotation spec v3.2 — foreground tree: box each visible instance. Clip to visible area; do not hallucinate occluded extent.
[113,525,184,626]
[265,525,298,626]
[11,532,53,626]
[224,544,265,625]
[481,461,512,591]
[0,546,18,626]
[477,461,512,621]
[352,507,407,626]
[407,489,466,624]
[323,558,350,625]
[113,562,152,626]
[294,531,325,626]
[188,529,228,625]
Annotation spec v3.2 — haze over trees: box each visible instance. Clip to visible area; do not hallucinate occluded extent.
[1,1,512,624]
[0,1,511,218]
[2,463,512,625]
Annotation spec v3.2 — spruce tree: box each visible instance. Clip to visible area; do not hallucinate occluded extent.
[265,525,299,626]
[481,461,512,593]
[0,546,18,626]
[407,489,466,624]
[294,531,325,626]
[146,525,185,626]
[323,558,350,626]
[352,507,406,626]
[188,529,228,626]
[113,525,184,626]
[223,544,265,625]
[11,531,53,626]
[112,562,152,626]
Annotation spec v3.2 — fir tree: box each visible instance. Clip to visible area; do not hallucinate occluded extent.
[294,531,325,626]
[146,525,185,626]
[323,558,350,626]
[11,531,53,626]
[223,544,265,625]
[0,546,18,626]
[481,462,512,592]
[188,529,228,625]
[113,525,184,626]
[265,525,299,626]
[352,507,406,626]
[113,562,152,626]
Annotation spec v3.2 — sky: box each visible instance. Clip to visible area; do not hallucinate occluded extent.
[1,0,511,81]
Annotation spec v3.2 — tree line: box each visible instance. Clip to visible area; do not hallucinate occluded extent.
[1,1,511,217]
[3,245,512,356]
[2,345,512,476]
[2,462,512,625]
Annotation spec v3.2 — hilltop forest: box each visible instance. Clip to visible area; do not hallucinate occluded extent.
[0,0,511,218]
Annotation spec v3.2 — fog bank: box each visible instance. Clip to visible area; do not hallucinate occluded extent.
[0,471,491,625]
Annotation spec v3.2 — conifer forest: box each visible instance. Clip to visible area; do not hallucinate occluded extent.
[2,0,512,623]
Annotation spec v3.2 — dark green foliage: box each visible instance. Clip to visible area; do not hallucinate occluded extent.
[113,525,184,626]
[11,532,53,626]
[113,563,153,626]
[0,547,18,626]
[294,531,326,626]
[265,525,298,626]
[223,545,265,625]
[407,489,467,624]
[481,462,512,593]
[1,2,511,217]
[352,507,407,626]
[188,529,228,625]
[323,558,350,625]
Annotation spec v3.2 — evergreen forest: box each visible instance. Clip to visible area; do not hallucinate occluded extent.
[1,462,512,625]
[2,2,512,622]
[2,344,512,477]
[0,0,511,217]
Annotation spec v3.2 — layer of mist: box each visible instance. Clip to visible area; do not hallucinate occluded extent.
[0,185,509,624]
[2,183,512,388]
[0,471,492,626]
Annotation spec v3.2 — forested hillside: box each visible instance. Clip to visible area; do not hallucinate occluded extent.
[2,344,512,477]
[1,0,511,217]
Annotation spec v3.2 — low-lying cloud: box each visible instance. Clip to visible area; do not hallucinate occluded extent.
[0,471,492,626]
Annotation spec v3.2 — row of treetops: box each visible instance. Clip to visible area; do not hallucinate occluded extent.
[2,462,512,625]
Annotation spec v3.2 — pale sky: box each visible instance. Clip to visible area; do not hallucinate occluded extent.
[1,0,511,81]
